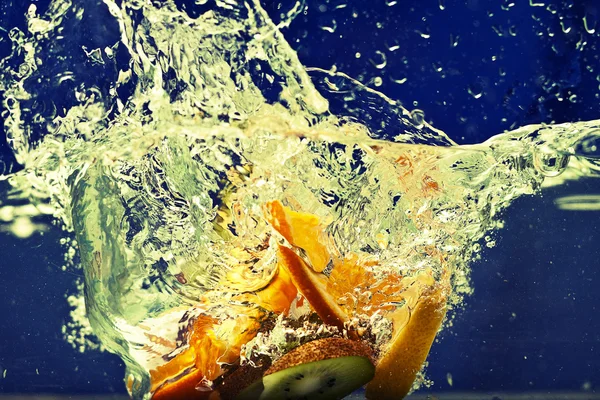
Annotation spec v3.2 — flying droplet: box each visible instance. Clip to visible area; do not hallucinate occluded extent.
[583,14,597,35]
[468,84,483,99]
[369,51,387,69]
[450,34,460,47]
[391,74,408,84]
[560,20,572,34]
[320,19,337,33]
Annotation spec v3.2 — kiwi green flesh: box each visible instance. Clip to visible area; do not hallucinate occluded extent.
[236,355,375,400]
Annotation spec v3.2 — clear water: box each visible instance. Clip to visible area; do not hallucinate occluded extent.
[1,0,600,399]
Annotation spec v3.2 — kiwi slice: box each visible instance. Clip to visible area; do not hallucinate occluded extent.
[237,338,375,400]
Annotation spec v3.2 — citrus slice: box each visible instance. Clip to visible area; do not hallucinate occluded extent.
[152,368,211,400]
[277,244,348,331]
[265,200,332,272]
[365,280,448,400]
[151,308,266,399]
[236,265,298,314]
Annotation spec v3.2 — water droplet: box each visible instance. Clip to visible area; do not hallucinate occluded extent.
[416,28,431,39]
[501,1,515,11]
[320,19,337,33]
[372,76,383,87]
[387,41,400,52]
[450,34,460,47]
[568,93,578,103]
[369,51,387,69]
[468,84,483,99]
[439,0,446,11]
[390,74,407,84]
[583,14,597,34]
[386,0,398,6]
[492,25,504,37]
[533,147,570,177]
[560,20,572,34]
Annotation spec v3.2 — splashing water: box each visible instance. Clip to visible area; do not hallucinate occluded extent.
[1,0,600,398]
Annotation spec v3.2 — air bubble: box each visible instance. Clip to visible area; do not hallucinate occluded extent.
[533,147,570,177]
[410,109,426,128]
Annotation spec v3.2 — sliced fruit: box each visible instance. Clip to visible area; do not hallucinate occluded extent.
[327,253,406,317]
[152,368,211,400]
[365,281,448,400]
[151,308,266,399]
[238,338,375,400]
[236,265,298,315]
[277,244,349,331]
[265,200,332,273]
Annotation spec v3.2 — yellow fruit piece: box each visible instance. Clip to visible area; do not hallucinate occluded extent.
[265,200,332,272]
[277,244,349,330]
[365,281,448,400]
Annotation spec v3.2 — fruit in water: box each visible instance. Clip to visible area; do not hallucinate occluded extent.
[276,244,349,331]
[152,200,447,400]
[365,281,448,400]
[237,338,375,400]
[265,200,332,273]
[265,200,449,399]
[213,355,272,400]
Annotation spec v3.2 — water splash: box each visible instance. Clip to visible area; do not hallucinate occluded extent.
[1,0,600,398]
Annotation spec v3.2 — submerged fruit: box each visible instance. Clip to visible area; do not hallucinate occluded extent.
[265,200,450,399]
[238,338,375,400]
[365,281,448,400]
[277,244,349,331]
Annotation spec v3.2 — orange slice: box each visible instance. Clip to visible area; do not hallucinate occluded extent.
[152,368,211,400]
[328,253,406,318]
[365,280,448,400]
[235,265,298,315]
[265,200,332,272]
[277,244,348,330]
[151,308,266,399]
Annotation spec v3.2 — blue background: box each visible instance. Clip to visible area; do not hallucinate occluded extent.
[1,0,600,396]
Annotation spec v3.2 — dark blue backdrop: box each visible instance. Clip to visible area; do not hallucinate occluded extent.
[1,0,599,396]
